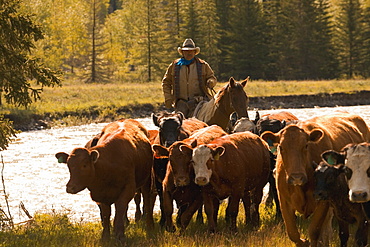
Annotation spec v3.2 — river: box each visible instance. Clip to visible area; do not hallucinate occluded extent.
[1,105,370,225]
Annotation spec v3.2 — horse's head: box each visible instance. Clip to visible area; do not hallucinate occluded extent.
[226,77,249,118]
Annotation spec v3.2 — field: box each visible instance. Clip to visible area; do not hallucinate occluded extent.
[1,78,370,130]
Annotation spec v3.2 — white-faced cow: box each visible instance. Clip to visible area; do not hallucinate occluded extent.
[313,160,368,247]
[56,119,154,242]
[261,112,370,247]
[151,111,208,227]
[152,125,227,233]
[191,131,271,233]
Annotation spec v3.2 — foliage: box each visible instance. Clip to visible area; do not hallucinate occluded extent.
[0,0,61,149]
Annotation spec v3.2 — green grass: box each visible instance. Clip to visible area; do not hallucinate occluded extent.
[0,201,357,246]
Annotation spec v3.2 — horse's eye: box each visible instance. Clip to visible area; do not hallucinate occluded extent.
[344,167,352,180]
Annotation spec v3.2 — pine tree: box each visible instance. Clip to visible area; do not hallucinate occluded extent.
[0,0,61,149]
[335,0,364,78]
[226,0,270,80]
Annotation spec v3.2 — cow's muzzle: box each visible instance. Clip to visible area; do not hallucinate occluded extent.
[287,173,307,186]
[195,177,209,186]
[175,176,190,187]
[350,191,369,203]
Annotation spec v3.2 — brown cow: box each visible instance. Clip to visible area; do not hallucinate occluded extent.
[56,119,154,242]
[261,112,370,247]
[152,125,227,232]
[191,131,271,232]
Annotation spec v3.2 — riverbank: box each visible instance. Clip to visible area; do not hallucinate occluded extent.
[7,90,370,131]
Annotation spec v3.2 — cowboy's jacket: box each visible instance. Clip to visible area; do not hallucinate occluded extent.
[162,57,217,108]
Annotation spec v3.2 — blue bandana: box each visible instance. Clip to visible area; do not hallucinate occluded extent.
[176,58,194,67]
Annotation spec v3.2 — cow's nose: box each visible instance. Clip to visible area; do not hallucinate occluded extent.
[195,177,208,186]
[176,176,189,186]
[351,191,368,202]
[287,173,307,186]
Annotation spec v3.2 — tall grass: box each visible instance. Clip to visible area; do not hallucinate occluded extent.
[0,201,356,246]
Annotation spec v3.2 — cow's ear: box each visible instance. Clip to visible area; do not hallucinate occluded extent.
[254,110,260,124]
[177,111,184,124]
[179,144,193,156]
[281,120,286,129]
[261,131,279,152]
[309,129,323,143]
[55,152,69,164]
[321,150,345,165]
[152,144,169,158]
[211,146,225,160]
[152,113,160,127]
[90,150,99,163]
[190,139,197,148]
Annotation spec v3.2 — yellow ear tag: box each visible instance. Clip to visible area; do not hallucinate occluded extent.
[214,153,220,161]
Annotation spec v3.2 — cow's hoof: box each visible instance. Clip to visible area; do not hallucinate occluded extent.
[166,225,176,233]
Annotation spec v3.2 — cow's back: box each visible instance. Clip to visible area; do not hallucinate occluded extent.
[299,113,370,152]
[210,132,270,188]
[263,111,298,121]
[94,119,153,191]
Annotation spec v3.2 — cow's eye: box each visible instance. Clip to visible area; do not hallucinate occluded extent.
[367,167,370,178]
[344,167,352,180]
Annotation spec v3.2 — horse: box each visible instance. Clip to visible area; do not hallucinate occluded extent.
[193,77,249,130]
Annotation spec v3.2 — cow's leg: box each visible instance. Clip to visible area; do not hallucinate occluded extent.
[156,179,166,227]
[241,191,251,225]
[195,205,204,224]
[180,195,203,232]
[134,191,142,222]
[336,218,349,247]
[113,185,136,242]
[354,216,368,247]
[98,202,112,241]
[227,194,241,232]
[140,175,155,231]
[249,186,264,228]
[203,193,217,233]
[308,202,332,247]
[163,188,176,232]
[280,199,309,246]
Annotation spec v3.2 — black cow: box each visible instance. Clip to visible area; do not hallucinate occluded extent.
[313,160,368,247]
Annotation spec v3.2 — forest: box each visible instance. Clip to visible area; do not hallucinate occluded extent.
[17,0,370,82]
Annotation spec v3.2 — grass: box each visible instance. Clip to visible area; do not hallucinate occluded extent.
[0,200,358,247]
[1,78,370,129]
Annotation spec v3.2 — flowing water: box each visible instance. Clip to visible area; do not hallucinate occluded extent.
[2,105,370,224]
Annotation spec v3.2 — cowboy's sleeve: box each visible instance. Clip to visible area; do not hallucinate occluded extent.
[162,62,175,108]
[204,62,217,89]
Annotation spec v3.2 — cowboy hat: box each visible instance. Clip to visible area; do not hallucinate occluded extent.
[177,38,200,56]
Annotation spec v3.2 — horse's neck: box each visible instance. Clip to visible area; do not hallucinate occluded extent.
[208,95,233,129]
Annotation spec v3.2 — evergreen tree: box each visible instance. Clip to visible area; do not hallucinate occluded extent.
[0,0,61,149]
[226,0,270,80]
[335,0,364,78]
[361,6,370,77]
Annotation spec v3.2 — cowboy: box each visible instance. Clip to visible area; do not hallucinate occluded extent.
[161,38,217,118]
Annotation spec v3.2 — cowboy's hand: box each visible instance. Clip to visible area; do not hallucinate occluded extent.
[206,79,216,88]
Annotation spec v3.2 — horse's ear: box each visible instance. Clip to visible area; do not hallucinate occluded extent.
[241,76,249,87]
[229,77,235,87]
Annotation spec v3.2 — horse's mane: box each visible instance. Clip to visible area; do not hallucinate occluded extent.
[214,84,228,105]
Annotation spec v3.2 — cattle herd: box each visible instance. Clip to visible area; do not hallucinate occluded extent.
[56,109,370,247]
